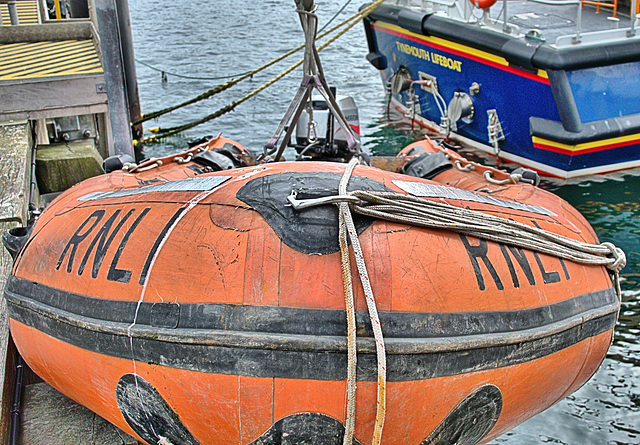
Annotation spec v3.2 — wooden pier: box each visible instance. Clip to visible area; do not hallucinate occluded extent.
[0,1,141,443]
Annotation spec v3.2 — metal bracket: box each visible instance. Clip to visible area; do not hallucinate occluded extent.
[287,190,361,211]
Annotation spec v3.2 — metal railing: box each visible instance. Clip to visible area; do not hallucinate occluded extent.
[391,0,640,43]
[0,0,19,26]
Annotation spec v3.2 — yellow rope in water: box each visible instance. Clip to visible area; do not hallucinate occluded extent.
[138,0,385,144]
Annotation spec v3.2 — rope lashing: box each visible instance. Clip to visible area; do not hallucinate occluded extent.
[134,0,386,129]
[338,159,387,445]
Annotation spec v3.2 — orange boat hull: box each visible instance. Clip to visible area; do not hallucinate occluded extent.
[4,137,619,444]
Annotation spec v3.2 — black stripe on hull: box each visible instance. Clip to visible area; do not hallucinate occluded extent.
[4,276,618,338]
[5,279,617,382]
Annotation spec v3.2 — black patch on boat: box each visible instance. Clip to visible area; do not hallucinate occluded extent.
[246,413,363,445]
[421,384,502,445]
[116,373,200,445]
[236,172,391,254]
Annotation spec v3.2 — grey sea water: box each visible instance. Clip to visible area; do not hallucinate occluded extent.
[129,1,639,443]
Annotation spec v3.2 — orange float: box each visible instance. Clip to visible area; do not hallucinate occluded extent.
[469,0,498,9]
[3,135,622,444]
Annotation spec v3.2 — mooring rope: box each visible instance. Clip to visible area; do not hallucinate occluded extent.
[135,58,254,82]
[137,0,386,144]
[338,158,387,445]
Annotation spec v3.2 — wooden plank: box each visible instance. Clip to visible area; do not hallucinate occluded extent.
[0,120,31,444]
[0,221,18,444]
[0,21,93,44]
[35,140,104,194]
[0,121,31,224]
[0,75,108,120]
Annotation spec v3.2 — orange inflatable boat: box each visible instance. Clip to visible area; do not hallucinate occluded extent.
[3,135,624,444]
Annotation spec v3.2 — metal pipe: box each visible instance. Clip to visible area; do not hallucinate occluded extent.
[629,0,638,37]
[114,0,143,145]
[94,0,134,156]
[547,70,583,133]
[502,0,508,33]
[6,0,19,25]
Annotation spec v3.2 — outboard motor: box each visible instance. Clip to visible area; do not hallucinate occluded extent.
[293,92,360,162]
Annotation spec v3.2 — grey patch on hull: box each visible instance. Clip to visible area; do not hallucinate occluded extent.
[116,374,200,445]
[393,180,556,216]
[79,176,231,201]
[421,384,502,445]
[247,412,364,445]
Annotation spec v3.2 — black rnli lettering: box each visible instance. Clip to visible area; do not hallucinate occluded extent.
[499,244,536,288]
[559,258,570,280]
[56,210,105,273]
[530,220,570,283]
[77,209,136,278]
[107,208,151,283]
[532,252,561,284]
[459,234,503,291]
[56,207,151,283]
[461,232,567,291]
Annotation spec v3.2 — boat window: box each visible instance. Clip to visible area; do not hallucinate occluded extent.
[567,60,640,123]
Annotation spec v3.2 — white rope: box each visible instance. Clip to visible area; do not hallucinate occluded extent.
[338,159,386,445]
[338,188,357,444]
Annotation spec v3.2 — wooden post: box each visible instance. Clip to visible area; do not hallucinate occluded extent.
[0,121,32,444]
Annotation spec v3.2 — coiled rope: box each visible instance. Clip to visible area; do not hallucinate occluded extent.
[339,158,387,445]
[341,186,626,304]
[135,0,385,134]
[347,191,626,274]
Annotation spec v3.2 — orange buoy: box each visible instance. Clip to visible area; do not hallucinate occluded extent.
[4,135,620,444]
[469,0,498,9]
